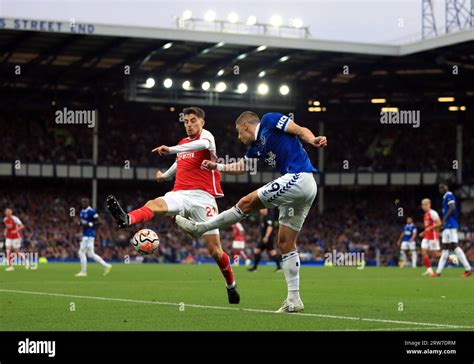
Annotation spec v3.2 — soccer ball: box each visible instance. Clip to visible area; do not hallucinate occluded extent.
[132,229,160,256]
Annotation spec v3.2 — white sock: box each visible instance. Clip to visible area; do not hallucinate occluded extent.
[427,267,433,274]
[454,247,472,271]
[411,251,417,267]
[282,251,300,302]
[79,252,87,272]
[436,250,449,274]
[400,251,407,266]
[198,205,247,233]
[89,253,108,267]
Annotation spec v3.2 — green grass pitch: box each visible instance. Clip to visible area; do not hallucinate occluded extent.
[1,263,473,331]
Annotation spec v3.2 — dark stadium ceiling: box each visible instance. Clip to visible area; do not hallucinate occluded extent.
[0,29,473,115]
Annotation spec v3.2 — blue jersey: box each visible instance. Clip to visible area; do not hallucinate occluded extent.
[402,223,417,241]
[442,191,458,229]
[80,207,98,237]
[244,113,318,175]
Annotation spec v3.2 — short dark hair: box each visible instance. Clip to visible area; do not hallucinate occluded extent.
[183,107,205,119]
[235,111,260,125]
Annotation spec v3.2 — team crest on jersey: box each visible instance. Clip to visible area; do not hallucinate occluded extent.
[265,151,276,167]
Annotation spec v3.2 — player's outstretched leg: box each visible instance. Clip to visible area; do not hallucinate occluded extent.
[176,192,263,237]
[107,195,169,228]
[176,205,248,238]
[106,195,130,228]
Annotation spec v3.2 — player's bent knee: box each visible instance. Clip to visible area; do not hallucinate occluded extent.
[236,192,262,214]
[145,198,167,214]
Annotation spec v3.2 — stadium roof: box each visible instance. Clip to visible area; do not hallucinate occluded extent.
[0,17,473,114]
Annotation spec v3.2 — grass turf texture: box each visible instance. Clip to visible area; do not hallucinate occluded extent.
[1,263,472,331]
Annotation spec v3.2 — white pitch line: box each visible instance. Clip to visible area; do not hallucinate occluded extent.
[1,288,473,330]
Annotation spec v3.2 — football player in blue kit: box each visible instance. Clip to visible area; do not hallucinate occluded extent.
[75,198,112,277]
[396,216,417,268]
[176,111,327,313]
[433,183,472,277]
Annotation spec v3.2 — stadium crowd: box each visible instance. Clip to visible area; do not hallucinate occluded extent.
[2,182,473,266]
[0,107,472,177]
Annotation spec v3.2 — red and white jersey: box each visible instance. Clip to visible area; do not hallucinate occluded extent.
[3,215,23,239]
[232,222,245,242]
[172,129,224,197]
[423,209,440,240]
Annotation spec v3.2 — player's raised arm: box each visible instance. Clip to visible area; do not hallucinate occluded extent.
[201,158,247,175]
[152,139,211,155]
[285,120,327,148]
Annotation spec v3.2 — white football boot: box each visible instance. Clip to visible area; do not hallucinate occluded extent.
[175,215,203,238]
[275,299,305,313]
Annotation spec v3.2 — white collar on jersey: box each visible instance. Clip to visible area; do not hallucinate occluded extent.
[254,123,261,141]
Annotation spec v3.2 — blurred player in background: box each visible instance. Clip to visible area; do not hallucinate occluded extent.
[396,216,417,268]
[75,198,112,277]
[248,208,282,272]
[176,111,326,313]
[433,183,472,277]
[106,107,239,304]
[3,208,24,271]
[419,199,441,276]
[231,222,250,266]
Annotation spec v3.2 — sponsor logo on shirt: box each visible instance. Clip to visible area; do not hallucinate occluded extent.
[276,115,288,130]
[177,152,195,160]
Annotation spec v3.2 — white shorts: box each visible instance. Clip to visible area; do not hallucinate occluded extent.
[257,172,317,232]
[442,228,458,244]
[421,239,440,251]
[232,241,245,250]
[79,236,95,254]
[401,241,416,251]
[5,238,21,249]
[162,190,219,236]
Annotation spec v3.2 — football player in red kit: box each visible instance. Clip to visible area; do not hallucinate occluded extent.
[106,107,239,304]
[419,199,442,276]
[3,208,24,271]
[231,222,250,266]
